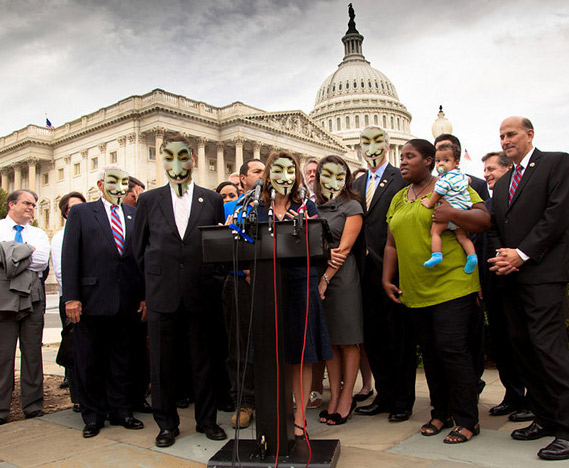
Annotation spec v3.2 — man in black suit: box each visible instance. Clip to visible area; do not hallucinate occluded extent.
[481,152,531,421]
[134,133,226,447]
[488,116,569,460]
[63,165,145,438]
[352,126,416,421]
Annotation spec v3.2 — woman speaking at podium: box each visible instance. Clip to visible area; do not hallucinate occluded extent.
[256,151,333,439]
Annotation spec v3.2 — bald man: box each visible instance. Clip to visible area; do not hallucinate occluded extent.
[488,116,569,460]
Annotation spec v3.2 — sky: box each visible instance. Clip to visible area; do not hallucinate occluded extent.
[1,0,568,177]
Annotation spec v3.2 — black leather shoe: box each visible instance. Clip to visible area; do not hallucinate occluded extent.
[217,401,235,413]
[0,418,6,425]
[538,438,569,460]
[176,397,191,409]
[133,400,153,414]
[25,410,43,419]
[511,421,554,440]
[59,376,70,389]
[155,428,180,447]
[355,403,390,416]
[353,389,374,402]
[508,409,535,422]
[489,402,518,416]
[83,423,101,438]
[109,416,144,430]
[196,423,227,441]
[388,410,412,422]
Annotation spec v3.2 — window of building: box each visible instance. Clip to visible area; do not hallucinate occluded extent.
[73,163,81,176]
[110,151,117,164]
[374,115,378,125]
[58,168,64,180]
[42,173,49,185]
[397,117,401,130]
[329,119,332,131]
[364,115,369,127]
[336,117,341,131]
[383,115,387,128]
[90,157,98,171]
[390,116,394,128]
[346,116,350,129]
[339,83,342,90]
[43,209,49,228]
[346,82,349,89]
[355,115,360,128]
[148,147,156,161]
[209,159,216,172]
[226,162,233,174]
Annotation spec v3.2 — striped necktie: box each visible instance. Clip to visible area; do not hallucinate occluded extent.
[110,205,124,255]
[508,164,523,204]
[13,225,24,243]
[366,173,377,210]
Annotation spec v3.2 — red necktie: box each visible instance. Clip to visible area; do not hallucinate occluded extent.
[110,205,124,255]
[508,164,523,204]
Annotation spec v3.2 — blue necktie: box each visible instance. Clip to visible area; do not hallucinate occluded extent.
[13,225,24,243]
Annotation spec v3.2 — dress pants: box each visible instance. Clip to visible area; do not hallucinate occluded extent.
[74,314,130,425]
[148,306,217,431]
[222,274,255,408]
[58,297,78,404]
[412,293,479,429]
[0,299,44,419]
[126,315,150,408]
[503,280,569,439]
[362,262,416,412]
[484,286,526,406]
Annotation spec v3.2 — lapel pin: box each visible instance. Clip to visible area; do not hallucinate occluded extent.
[529,162,535,167]
[198,197,204,203]
[127,215,132,219]
[383,179,387,183]
[379,183,385,187]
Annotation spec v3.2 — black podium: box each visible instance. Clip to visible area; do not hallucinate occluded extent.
[201,219,341,468]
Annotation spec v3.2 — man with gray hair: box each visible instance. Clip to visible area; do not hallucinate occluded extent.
[63,165,145,438]
[0,189,50,425]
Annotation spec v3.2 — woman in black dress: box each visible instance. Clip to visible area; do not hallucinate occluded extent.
[314,155,364,425]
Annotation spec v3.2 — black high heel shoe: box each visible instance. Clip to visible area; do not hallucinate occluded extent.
[319,410,330,424]
[326,400,357,426]
[294,422,309,440]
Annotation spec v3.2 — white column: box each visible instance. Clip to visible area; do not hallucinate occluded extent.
[234,137,244,173]
[216,142,225,186]
[0,170,7,192]
[253,142,262,160]
[155,129,164,187]
[13,165,22,190]
[28,160,37,193]
[197,138,207,186]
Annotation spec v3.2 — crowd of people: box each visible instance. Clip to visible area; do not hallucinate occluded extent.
[2,116,569,461]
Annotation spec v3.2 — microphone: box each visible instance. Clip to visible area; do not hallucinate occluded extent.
[298,186,308,202]
[268,188,276,233]
[252,179,263,207]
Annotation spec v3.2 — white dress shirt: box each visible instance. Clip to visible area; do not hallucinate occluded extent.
[0,215,50,273]
[170,181,194,232]
[510,147,535,262]
[51,228,64,296]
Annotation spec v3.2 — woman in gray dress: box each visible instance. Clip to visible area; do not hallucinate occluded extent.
[315,155,364,425]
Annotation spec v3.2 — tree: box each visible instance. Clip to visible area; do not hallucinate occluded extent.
[0,188,7,219]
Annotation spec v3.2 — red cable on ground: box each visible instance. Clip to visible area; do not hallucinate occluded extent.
[272,200,280,468]
[299,202,312,467]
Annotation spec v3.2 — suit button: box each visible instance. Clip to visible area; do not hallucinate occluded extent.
[504,218,510,224]
[180,264,185,269]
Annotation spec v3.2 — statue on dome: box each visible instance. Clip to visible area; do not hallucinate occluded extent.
[347,3,358,33]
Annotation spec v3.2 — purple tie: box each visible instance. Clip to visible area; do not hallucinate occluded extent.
[110,205,124,255]
[508,164,523,204]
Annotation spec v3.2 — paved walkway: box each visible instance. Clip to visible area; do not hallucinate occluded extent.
[1,296,552,467]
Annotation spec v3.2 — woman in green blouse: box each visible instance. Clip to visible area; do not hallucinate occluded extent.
[382,139,490,444]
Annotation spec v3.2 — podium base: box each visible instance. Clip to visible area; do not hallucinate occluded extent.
[207,439,341,468]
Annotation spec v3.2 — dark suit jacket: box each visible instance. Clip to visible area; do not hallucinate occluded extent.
[488,149,569,284]
[467,174,490,201]
[62,199,143,315]
[353,164,406,274]
[133,184,224,313]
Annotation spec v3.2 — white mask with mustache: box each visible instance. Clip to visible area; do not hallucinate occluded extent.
[360,127,389,168]
[163,141,193,197]
[269,157,296,196]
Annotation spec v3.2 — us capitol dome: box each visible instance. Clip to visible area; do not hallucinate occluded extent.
[310,4,413,166]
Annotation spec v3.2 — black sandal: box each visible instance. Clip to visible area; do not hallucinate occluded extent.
[421,417,454,436]
[294,422,309,440]
[443,424,480,444]
[318,410,330,424]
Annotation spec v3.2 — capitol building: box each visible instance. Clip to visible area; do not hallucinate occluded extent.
[0,7,413,237]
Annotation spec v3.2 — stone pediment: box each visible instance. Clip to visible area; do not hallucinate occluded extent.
[241,111,347,152]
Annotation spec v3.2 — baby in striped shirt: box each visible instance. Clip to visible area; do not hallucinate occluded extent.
[421,143,478,274]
